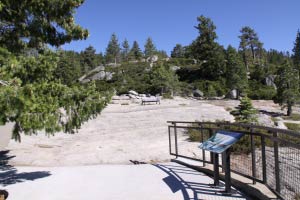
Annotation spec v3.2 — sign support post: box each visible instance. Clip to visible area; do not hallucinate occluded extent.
[224,148,231,194]
[213,153,219,186]
[198,130,244,195]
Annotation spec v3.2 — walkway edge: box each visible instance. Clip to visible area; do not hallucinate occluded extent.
[171,159,278,200]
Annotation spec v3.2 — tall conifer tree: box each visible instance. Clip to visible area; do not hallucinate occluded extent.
[105,33,121,64]
[121,39,130,62]
[239,27,263,70]
[292,30,300,73]
[275,60,300,116]
[129,41,143,60]
[144,37,157,58]
[190,15,226,80]
[225,45,248,98]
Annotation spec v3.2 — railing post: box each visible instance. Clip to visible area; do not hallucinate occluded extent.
[261,136,267,184]
[168,125,171,155]
[209,129,214,163]
[250,129,256,184]
[174,122,178,158]
[200,124,206,167]
[273,132,281,193]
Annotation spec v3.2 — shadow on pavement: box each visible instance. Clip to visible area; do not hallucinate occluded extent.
[154,163,249,200]
[0,150,51,186]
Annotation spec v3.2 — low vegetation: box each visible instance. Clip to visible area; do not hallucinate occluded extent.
[282,113,300,121]
[284,122,300,131]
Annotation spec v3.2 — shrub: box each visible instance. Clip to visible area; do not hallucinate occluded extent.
[187,128,202,142]
[282,113,300,121]
[162,93,173,99]
[192,80,226,97]
[231,97,258,123]
[168,58,196,66]
[248,80,276,100]
[284,122,300,131]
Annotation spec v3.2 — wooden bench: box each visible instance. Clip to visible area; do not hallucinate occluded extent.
[141,97,160,105]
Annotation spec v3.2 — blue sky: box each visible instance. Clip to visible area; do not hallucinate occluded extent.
[62,0,300,55]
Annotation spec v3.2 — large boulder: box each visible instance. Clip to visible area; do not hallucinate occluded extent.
[78,65,113,82]
[193,89,204,97]
[128,90,138,96]
[265,75,276,88]
[227,89,237,99]
[91,71,106,80]
[146,55,158,63]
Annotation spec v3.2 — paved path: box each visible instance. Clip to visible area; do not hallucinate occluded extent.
[1,162,249,200]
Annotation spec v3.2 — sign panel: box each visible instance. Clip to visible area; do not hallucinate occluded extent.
[199,130,244,153]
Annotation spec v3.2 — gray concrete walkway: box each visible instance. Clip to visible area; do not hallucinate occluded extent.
[1,162,249,200]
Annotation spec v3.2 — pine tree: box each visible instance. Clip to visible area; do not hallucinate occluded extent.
[55,50,82,85]
[275,60,300,116]
[239,26,263,70]
[225,45,248,98]
[0,0,89,52]
[0,49,111,141]
[234,97,257,123]
[129,41,143,60]
[105,33,121,64]
[171,44,185,58]
[150,64,179,95]
[190,15,226,80]
[144,37,157,58]
[81,45,97,73]
[0,1,111,141]
[121,39,130,62]
[292,30,300,73]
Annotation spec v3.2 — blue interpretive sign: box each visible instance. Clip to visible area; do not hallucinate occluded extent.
[199,130,244,153]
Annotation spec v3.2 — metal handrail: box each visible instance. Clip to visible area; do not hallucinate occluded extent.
[167,121,300,200]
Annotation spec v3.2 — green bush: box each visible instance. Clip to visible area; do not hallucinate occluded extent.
[248,80,276,100]
[282,113,300,121]
[187,128,202,142]
[162,93,173,99]
[192,80,226,97]
[177,82,193,96]
[168,58,196,66]
[284,122,300,131]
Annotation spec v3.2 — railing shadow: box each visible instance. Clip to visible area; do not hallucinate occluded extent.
[0,150,51,186]
[154,163,248,200]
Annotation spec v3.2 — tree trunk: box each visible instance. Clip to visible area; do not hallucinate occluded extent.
[287,103,293,116]
[242,52,248,72]
[250,44,255,61]
[236,89,240,100]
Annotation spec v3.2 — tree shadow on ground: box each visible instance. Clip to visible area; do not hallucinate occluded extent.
[259,109,284,117]
[0,150,51,186]
[154,163,250,200]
